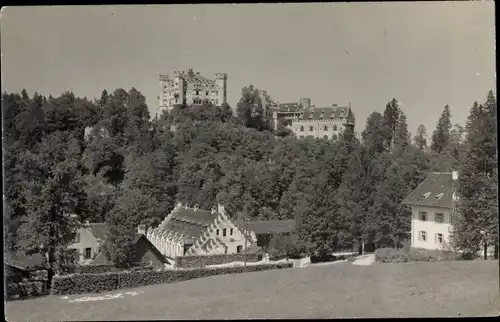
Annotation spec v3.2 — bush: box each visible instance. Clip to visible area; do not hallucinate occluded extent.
[51,272,119,295]
[74,264,122,275]
[6,281,43,298]
[408,248,462,262]
[51,263,293,295]
[310,254,347,264]
[374,248,409,263]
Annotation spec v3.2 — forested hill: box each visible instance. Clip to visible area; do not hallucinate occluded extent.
[3,87,497,268]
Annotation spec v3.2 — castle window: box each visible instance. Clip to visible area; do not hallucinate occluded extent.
[206,91,209,95]
[300,126,304,132]
[419,231,427,242]
[230,228,234,236]
[195,90,199,95]
[323,125,328,131]
[333,125,337,131]
[419,211,427,221]
[435,213,444,223]
[216,229,220,236]
[237,245,243,253]
[309,126,314,132]
[435,233,444,244]
[223,228,227,237]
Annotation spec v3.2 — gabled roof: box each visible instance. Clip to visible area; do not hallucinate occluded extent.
[277,102,302,112]
[88,223,107,241]
[401,172,454,208]
[165,207,215,242]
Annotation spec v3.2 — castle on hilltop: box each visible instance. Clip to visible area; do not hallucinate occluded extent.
[158,68,228,114]
[263,97,355,140]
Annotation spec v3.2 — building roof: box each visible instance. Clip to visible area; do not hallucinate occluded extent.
[158,206,216,243]
[246,220,296,235]
[92,233,169,265]
[181,71,217,87]
[301,106,351,120]
[88,223,107,241]
[401,172,454,208]
[277,103,302,112]
[5,252,48,271]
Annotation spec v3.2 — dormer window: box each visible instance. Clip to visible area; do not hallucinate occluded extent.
[434,193,444,200]
[422,192,431,199]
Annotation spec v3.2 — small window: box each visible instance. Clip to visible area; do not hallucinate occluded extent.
[223,228,227,237]
[323,125,328,131]
[300,126,304,132]
[230,228,234,236]
[195,90,199,95]
[435,213,444,223]
[216,229,220,236]
[419,212,427,221]
[419,231,427,242]
[333,125,337,131]
[237,245,243,253]
[84,248,92,259]
[309,126,314,132]
[206,91,209,95]
[435,233,444,244]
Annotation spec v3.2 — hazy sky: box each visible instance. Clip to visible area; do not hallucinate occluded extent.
[1,3,496,136]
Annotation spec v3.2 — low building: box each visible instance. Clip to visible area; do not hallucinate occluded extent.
[68,222,107,265]
[146,203,296,260]
[92,228,169,268]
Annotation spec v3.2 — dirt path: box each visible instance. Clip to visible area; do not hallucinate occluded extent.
[353,254,375,266]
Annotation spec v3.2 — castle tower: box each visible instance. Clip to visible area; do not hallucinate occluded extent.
[300,97,311,110]
[215,73,228,105]
[173,70,185,108]
[159,74,169,113]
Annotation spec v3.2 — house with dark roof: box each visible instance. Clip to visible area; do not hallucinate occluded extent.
[263,96,355,140]
[91,227,170,268]
[402,171,459,250]
[68,222,107,265]
[146,203,297,260]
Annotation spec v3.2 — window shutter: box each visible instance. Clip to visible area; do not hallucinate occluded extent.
[434,233,437,243]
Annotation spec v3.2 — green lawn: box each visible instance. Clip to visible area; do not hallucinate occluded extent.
[6,260,499,320]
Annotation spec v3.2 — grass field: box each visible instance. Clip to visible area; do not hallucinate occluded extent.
[6,260,499,320]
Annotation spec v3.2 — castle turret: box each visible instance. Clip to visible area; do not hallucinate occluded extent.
[215,72,227,105]
[300,97,311,110]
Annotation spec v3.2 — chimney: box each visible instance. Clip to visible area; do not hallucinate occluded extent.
[452,171,458,180]
[137,224,147,235]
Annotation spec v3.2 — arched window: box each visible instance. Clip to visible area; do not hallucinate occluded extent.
[323,125,328,131]
[309,126,314,131]
[237,245,243,253]
[300,126,304,132]
[333,125,337,131]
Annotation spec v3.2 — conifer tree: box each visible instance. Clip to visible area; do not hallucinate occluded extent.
[431,105,452,153]
[413,124,428,150]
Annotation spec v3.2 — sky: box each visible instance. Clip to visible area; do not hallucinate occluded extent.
[1,3,496,136]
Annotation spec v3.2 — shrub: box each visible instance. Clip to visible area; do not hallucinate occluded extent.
[310,254,347,264]
[374,248,408,263]
[51,263,293,295]
[73,264,122,275]
[6,281,43,298]
[408,248,462,262]
[51,272,119,295]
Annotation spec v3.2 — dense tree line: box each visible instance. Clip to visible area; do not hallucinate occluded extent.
[3,87,497,270]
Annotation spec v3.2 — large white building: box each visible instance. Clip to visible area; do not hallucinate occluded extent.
[158,68,228,114]
[145,203,296,260]
[402,172,457,250]
[263,97,355,140]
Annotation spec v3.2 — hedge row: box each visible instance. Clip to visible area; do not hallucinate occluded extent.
[375,247,463,263]
[51,262,293,295]
[73,264,122,275]
[175,253,260,269]
[6,281,44,298]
